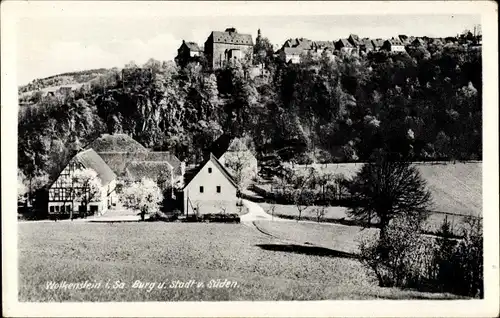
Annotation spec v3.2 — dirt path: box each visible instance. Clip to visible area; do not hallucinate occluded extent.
[240,199,288,224]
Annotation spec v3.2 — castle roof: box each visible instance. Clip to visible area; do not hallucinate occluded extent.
[210,29,253,46]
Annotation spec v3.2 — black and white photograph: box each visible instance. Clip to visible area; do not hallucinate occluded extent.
[2,1,498,317]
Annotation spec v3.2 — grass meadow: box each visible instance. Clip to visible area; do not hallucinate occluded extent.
[18,222,463,301]
[259,203,470,235]
[293,162,482,216]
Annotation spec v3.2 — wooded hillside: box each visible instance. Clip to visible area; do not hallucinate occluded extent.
[18,38,482,195]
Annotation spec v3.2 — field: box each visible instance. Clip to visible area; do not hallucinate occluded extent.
[259,203,472,235]
[258,162,481,228]
[294,162,482,216]
[18,222,462,301]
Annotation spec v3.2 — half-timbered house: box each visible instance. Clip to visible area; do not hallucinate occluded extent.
[48,148,117,217]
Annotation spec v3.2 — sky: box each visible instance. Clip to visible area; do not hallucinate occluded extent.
[16,14,480,85]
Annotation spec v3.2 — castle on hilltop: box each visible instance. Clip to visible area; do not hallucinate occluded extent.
[176,27,253,70]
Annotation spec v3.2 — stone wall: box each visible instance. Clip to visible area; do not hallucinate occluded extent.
[209,43,253,69]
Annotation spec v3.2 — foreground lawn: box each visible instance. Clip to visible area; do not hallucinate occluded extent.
[19,222,462,301]
[254,220,378,254]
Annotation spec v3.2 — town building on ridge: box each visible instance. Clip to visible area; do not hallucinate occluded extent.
[348,34,362,48]
[360,38,375,53]
[371,39,385,51]
[383,38,406,52]
[335,38,355,54]
[175,40,204,67]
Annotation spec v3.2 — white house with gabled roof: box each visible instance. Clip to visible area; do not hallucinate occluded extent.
[182,153,239,215]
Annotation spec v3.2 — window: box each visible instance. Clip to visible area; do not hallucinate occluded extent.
[216,186,221,193]
[208,167,212,173]
[200,186,204,193]
[55,206,60,212]
[66,205,71,212]
[50,206,54,213]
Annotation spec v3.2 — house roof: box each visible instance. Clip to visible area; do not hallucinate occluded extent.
[96,152,146,176]
[73,149,117,186]
[283,38,316,50]
[361,39,374,49]
[205,134,253,160]
[387,38,404,46]
[412,38,426,46]
[315,41,335,49]
[145,151,183,176]
[184,41,202,52]
[211,29,253,46]
[206,134,232,159]
[183,153,238,190]
[86,134,147,152]
[429,38,444,45]
[337,39,353,48]
[348,34,362,46]
[283,47,305,55]
[124,161,173,183]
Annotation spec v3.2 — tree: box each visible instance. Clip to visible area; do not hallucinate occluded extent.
[358,213,430,287]
[266,204,277,221]
[17,171,28,203]
[121,178,163,221]
[284,167,317,221]
[253,29,274,69]
[222,138,256,189]
[72,168,102,219]
[347,153,432,240]
[313,205,326,223]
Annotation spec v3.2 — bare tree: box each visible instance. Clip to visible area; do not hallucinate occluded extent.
[285,167,317,221]
[266,204,277,221]
[313,206,327,223]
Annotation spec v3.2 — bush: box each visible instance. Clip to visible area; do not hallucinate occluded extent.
[358,215,432,288]
[429,216,483,297]
[202,213,240,223]
[148,211,178,222]
[359,214,483,297]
